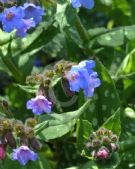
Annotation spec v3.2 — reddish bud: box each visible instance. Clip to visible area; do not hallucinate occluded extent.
[4,131,16,148]
[96,148,109,160]
[0,145,6,160]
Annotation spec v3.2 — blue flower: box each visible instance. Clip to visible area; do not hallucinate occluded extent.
[78,60,95,74]
[12,145,38,166]
[83,72,101,97]
[26,95,52,115]
[66,60,101,97]
[71,0,94,9]
[66,65,88,92]
[0,6,24,32]
[16,18,35,37]
[23,3,44,24]
[34,58,43,67]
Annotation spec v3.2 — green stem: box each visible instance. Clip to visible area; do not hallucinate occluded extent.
[75,14,95,56]
[75,14,89,44]
[120,136,135,153]
[2,57,24,83]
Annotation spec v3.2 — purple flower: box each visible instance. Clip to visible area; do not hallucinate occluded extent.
[66,60,101,97]
[12,145,38,166]
[0,6,24,32]
[71,0,94,9]
[16,18,35,37]
[26,95,52,115]
[23,3,44,24]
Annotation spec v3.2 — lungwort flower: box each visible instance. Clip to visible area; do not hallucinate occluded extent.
[66,60,101,97]
[16,18,35,37]
[23,3,44,24]
[26,95,52,115]
[0,6,24,32]
[12,145,38,166]
[71,0,95,9]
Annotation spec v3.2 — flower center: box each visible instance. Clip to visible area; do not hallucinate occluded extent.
[70,73,78,81]
[6,12,14,20]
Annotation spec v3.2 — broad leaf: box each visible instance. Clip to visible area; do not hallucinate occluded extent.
[37,100,91,140]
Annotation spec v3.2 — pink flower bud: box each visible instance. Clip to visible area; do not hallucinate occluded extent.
[96,148,109,160]
[0,145,6,160]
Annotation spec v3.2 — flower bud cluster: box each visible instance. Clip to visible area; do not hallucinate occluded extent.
[0,117,41,165]
[26,60,74,86]
[86,128,119,161]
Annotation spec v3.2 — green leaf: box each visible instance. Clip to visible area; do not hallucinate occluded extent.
[37,100,91,140]
[89,25,135,47]
[116,48,135,77]
[16,84,39,94]
[102,108,121,136]
[96,152,120,169]
[0,22,58,78]
[76,119,93,153]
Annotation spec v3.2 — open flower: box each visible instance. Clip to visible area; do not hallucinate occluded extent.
[12,145,38,166]
[0,6,24,32]
[66,60,101,97]
[26,95,52,115]
[23,3,44,24]
[71,0,95,9]
[16,18,35,37]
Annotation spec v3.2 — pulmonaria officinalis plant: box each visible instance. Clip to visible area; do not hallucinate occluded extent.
[0,0,134,168]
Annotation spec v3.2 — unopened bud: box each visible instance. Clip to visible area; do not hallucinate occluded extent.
[25,118,37,128]
[25,127,35,138]
[14,121,24,136]
[96,128,105,136]
[111,135,118,142]
[93,140,101,148]
[85,142,93,149]
[102,136,110,144]
[4,131,16,148]
[0,144,6,160]
[110,143,118,152]
[96,148,109,160]
[3,119,11,129]
[29,137,42,151]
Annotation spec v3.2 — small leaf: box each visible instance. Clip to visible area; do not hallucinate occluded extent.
[76,119,93,153]
[102,108,121,136]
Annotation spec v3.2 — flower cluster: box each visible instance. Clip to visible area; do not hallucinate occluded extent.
[66,60,101,97]
[0,118,41,165]
[26,60,101,116]
[86,128,119,161]
[71,0,95,9]
[0,1,44,37]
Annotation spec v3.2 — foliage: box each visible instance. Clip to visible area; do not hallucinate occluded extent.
[0,0,135,169]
